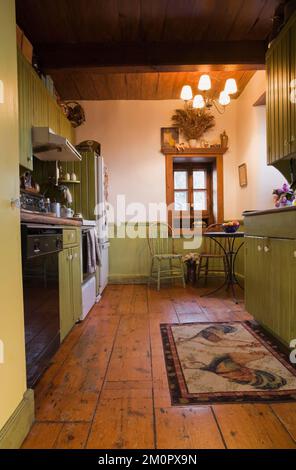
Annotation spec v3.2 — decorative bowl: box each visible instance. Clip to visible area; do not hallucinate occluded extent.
[222,223,240,233]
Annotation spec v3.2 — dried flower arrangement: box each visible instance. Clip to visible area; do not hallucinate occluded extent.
[171,107,215,141]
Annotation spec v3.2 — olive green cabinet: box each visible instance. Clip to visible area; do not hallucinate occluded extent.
[18,51,34,170]
[245,234,296,346]
[59,229,82,341]
[266,13,296,164]
[60,150,97,219]
[17,50,75,170]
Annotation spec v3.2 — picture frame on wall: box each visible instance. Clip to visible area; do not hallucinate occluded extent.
[161,127,179,150]
[238,163,248,187]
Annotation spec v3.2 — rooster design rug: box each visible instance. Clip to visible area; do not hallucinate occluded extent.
[160,322,296,404]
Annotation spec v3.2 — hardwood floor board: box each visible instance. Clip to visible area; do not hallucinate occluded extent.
[105,351,152,382]
[177,312,210,323]
[151,353,169,392]
[172,299,204,316]
[104,380,153,391]
[35,390,98,422]
[156,407,225,449]
[54,422,90,449]
[271,404,296,442]
[21,422,63,449]
[86,390,154,449]
[213,404,296,449]
[116,284,135,315]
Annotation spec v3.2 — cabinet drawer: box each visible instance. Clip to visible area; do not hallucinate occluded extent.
[63,228,78,247]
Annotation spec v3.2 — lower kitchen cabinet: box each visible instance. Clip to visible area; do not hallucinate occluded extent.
[245,234,296,346]
[59,242,82,341]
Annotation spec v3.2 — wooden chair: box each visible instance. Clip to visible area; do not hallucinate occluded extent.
[196,223,228,286]
[148,223,186,291]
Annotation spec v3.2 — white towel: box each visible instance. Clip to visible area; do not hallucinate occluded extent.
[87,228,101,274]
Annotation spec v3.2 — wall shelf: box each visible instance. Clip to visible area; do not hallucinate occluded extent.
[58,180,81,184]
[161,147,228,155]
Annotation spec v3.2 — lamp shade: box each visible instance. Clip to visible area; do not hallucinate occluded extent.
[225,78,237,95]
[180,85,193,101]
[198,74,211,91]
[219,90,231,106]
[192,94,205,109]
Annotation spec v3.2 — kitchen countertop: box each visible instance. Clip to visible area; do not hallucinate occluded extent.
[21,210,82,226]
[243,206,296,217]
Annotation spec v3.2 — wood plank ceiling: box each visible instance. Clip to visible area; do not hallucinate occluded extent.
[16,0,282,100]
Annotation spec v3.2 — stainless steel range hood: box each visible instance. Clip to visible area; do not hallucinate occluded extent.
[32,127,82,162]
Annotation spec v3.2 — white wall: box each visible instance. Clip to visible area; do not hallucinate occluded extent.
[235,71,286,216]
[76,72,287,221]
[76,99,238,220]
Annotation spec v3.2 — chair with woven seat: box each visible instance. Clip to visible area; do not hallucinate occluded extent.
[148,223,186,291]
[196,223,228,286]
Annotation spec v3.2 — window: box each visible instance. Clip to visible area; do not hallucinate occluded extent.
[173,163,213,229]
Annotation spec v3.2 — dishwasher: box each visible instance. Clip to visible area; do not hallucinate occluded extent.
[21,224,63,387]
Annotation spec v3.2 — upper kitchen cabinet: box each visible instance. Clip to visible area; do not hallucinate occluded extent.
[17,50,75,170]
[18,51,34,169]
[266,13,296,165]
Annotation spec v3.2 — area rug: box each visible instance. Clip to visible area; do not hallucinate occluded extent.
[160,321,296,405]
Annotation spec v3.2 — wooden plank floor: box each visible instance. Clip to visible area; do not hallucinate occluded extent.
[22,284,296,449]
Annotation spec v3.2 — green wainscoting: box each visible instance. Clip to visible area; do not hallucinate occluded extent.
[108,223,245,284]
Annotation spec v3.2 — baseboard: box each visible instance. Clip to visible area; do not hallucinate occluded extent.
[109,274,148,284]
[109,273,245,286]
[0,389,34,449]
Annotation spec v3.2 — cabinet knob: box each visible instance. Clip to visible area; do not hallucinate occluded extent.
[257,245,262,252]
[11,197,20,209]
[74,253,78,259]
[264,246,270,253]
[68,254,73,261]
[293,251,296,259]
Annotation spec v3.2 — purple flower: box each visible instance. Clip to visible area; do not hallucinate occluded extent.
[282,183,290,191]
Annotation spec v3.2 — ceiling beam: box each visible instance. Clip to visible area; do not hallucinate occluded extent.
[37,41,267,73]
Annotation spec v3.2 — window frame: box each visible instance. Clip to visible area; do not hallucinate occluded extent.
[173,162,213,224]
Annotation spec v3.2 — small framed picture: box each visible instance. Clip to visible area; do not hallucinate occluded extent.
[161,127,179,149]
[238,163,247,187]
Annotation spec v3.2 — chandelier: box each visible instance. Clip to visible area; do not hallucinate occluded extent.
[180,74,237,114]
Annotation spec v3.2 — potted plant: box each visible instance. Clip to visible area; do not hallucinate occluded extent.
[183,252,200,285]
[273,183,295,207]
[171,107,215,148]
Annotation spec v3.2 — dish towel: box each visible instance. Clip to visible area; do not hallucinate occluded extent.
[86,228,101,274]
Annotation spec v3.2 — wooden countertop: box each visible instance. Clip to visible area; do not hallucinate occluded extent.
[21,210,82,226]
[243,206,296,217]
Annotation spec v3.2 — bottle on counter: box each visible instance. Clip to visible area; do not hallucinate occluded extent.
[44,198,51,213]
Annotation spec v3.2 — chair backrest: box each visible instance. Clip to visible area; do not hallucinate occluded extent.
[148,223,173,256]
[202,223,226,255]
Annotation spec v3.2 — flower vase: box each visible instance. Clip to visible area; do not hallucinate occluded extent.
[189,139,197,148]
[186,260,197,285]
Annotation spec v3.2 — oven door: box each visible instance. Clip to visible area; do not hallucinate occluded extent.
[22,250,60,387]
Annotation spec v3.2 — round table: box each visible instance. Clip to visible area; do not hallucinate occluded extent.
[202,231,245,304]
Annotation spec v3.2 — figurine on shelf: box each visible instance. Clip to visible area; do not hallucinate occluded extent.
[176,142,186,152]
[220,130,229,148]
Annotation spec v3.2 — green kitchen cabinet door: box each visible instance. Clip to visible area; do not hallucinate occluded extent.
[59,248,74,341]
[266,24,291,164]
[269,239,296,346]
[290,16,296,155]
[17,51,34,169]
[245,236,271,327]
[80,151,97,220]
[47,95,60,134]
[71,245,82,322]
[32,73,49,127]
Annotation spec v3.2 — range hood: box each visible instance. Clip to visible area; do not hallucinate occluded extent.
[32,127,82,162]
